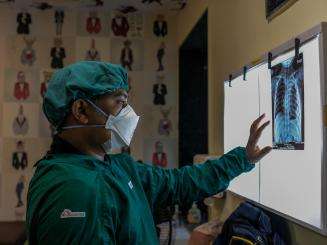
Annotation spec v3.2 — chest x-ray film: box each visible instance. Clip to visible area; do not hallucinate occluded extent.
[271,53,304,150]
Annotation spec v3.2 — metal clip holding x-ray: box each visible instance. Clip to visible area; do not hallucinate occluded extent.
[243,66,247,81]
[268,52,273,69]
[229,74,232,87]
[295,38,301,60]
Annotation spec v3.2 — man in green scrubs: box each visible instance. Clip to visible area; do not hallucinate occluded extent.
[26,61,272,244]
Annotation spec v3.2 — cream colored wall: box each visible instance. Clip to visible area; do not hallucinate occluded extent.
[178,0,327,244]
[179,0,327,155]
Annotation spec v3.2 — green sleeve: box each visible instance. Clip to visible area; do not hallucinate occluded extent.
[27,177,115,245]
[136,146,254,208]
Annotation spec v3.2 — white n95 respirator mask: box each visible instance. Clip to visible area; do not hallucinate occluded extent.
[61,99,139,154]
[104,104,140,149]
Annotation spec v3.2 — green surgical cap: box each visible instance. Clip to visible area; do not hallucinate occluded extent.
[43,61,129,128]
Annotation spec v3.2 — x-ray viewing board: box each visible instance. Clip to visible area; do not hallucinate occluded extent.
[224,23,327,235]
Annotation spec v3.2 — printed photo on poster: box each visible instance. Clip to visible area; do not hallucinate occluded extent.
[21,36,36,67]
[14,174,27,220]
[54,10,65,36]
[111,38,144,71]
[85,38,101,61]
[153,14,167,38]
[12,105,29,136]
[15,174,26,208]
[16,12,32,35]
[48,36,76,69]
[158,106,173,136]
[2,138,52,173]
[12,140,28,170]
[271,53,304,150]
[111,11,143,38]
[31,9,76,37]
[143,138,177,169]
[50,37,66,69]
[75,37,111,62]
[153,73,167,106]
[111,12,130,37]
[4,69,39,103]
[156,42,165,71]
[3,103,39,138]
[6,36,76,70]
[1,172,31,221]
[77,10,110,37]
[39,70,54,99]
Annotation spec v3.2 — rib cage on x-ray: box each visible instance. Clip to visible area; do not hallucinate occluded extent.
[274,74,302,142]
[272,54,304,149]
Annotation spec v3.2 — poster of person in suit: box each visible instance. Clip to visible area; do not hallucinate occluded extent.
[14,71,30,101]
[3,103,39,138]
[15,175,26,208]
[152,141,167,167]
[120,39,134,71]
[143,138,177,169]
[4,68,38,103]
[17,12,32,35]
[158,107,172,136]
[85,39,101,61]
[111,12,129,37]
[77,10,110,37]
[20,36,36,67]
[54,10,65,36]
[86,11,102,34]
[76,37,110,62]
[153,14,167,37]
[12,140,28,170]
[12,105,29,136]
[157,42,165,71]
[50,37,66,69]
[13,174,28,220]
[111,38,144,71]
[153,74,167,105]
[40,71,53,98]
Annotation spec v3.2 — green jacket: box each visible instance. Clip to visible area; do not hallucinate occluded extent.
[26,138,254,244]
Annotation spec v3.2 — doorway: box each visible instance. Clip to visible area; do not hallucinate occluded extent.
[179,10,208,167]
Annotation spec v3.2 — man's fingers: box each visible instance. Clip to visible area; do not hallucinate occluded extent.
[250,114,266,133]
[258,146,272,158]
[255,120,270,136]
[252,120,270,144]
[248,120,270,146]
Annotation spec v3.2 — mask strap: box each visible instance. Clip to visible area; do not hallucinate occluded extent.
[57,99,112,133]
[86,99,109,118]
[61,125,104,130]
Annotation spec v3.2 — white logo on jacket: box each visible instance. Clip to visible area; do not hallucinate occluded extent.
[60,209,86,219]
[128,180,133,189]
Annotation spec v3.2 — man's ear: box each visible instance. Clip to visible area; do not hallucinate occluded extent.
[71,99,89,124]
